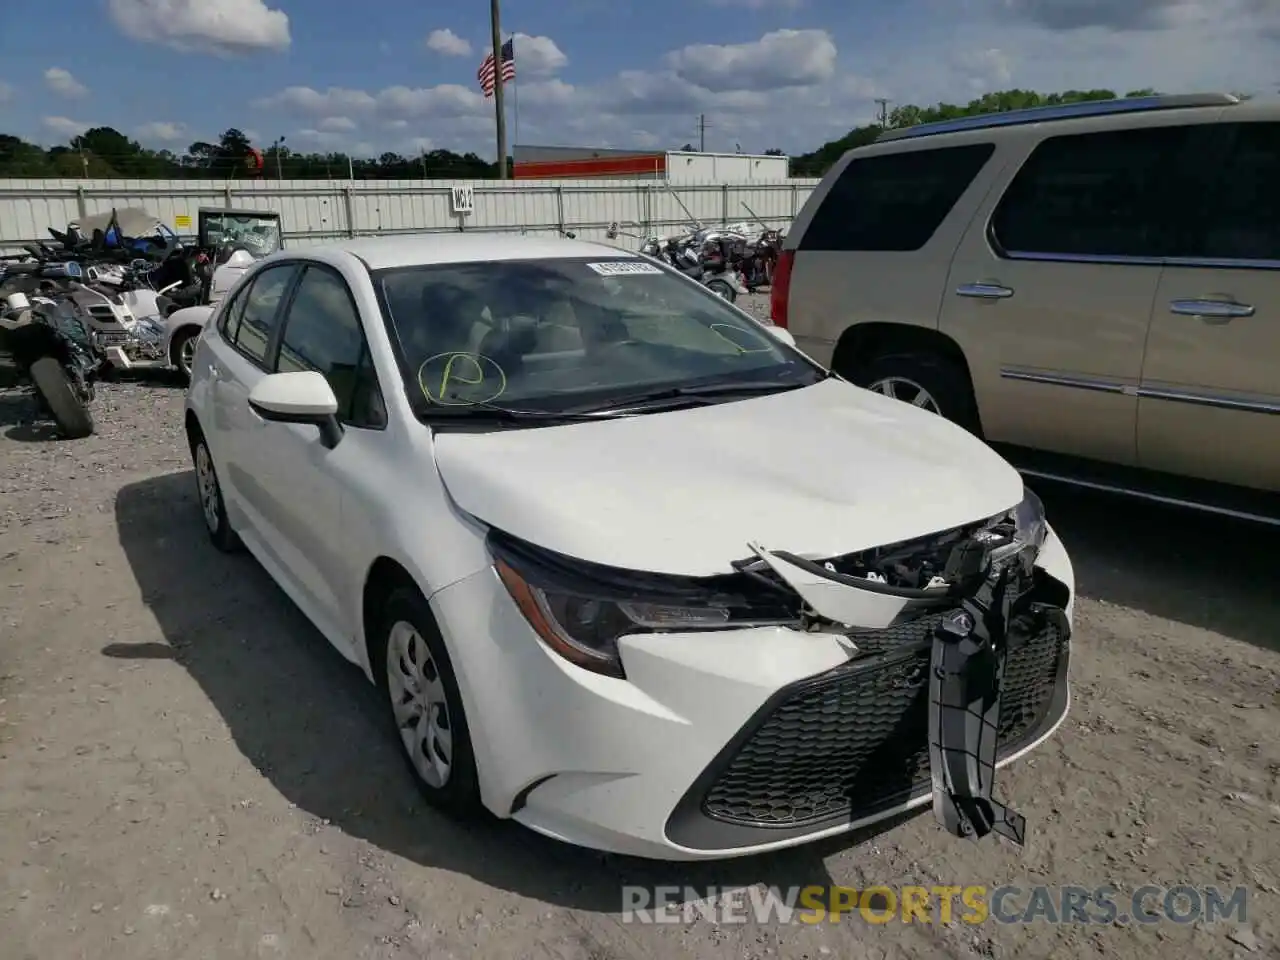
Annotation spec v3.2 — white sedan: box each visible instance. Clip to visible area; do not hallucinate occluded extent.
[183,233,1075,861]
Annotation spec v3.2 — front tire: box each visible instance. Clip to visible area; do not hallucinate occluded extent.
[29,356,94,439]
[192,436,241,552]
[372,588,481,817]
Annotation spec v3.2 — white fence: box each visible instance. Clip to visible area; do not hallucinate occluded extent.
[0,177,821,253]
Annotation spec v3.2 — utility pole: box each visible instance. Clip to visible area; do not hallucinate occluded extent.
[698,114,709,152]
[874,98,891,127]
[490,0,508,179]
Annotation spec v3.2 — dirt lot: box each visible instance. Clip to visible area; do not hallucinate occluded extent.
[1,331,1278,959]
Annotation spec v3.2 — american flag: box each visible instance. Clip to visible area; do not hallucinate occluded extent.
[478,38,515,98]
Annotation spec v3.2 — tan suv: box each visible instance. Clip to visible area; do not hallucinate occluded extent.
[772,93,1280,519]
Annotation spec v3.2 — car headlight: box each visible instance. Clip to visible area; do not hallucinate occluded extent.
[980,488,1048,567]
[489,532,792,679]
[1012,488,1048,553]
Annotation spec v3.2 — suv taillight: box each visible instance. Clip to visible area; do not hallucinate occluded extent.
[770,250,794,328]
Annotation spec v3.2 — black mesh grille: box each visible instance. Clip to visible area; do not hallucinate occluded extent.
[700,605,1067,828]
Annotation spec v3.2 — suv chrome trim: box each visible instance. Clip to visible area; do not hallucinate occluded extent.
[996,249,1280,272]
[1000,369,1280,416]
[875,94,1240,143]
[1000,369,1128,395]
[1015,468,1280,527]
[1137,386,1280,416]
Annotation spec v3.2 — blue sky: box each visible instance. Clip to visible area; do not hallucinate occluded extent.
[1,0,1278,160]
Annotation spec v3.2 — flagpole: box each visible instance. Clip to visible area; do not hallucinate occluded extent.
[489,0,508,179]
[511,35,520,153]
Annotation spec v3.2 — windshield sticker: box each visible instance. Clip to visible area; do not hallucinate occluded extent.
[417,352,508,405]
[586,260,663,276]
[708,323,774,354]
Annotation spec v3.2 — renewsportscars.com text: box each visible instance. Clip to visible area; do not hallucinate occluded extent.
[621,884,1249,926]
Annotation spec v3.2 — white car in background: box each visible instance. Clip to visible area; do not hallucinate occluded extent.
[183,233,1075,861]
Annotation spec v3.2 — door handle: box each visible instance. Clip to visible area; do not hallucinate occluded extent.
[1169,299,1254,323]
[956,282,1014,299]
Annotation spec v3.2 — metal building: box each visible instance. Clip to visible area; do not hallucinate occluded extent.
[513,145,790,181]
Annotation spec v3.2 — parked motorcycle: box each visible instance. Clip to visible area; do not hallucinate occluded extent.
[18,206,282,380]
[0,260,104,439]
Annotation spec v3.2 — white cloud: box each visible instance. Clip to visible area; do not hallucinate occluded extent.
[107,0,290,54]
[318,116,357,131]
[294,128,342,144]
[44,68,88,99]
[512,34,568,74]
[954,48,1014,90]
[0,82,12,104]
[663,29,837,91]
[254,83,486,122]
[43,116,89,139]
[426,28,471,56]
[244,6,1280,162]
[136,121,187,142]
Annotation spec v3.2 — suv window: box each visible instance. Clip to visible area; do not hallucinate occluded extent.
[276,265,386,427]
[1184,122,1280,263]
[224,263,297,365]
[799,144,995,252]
[991,125,1193,259]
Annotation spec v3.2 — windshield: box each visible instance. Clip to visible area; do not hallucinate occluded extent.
[203,214,282,258]
[372,256,820,415]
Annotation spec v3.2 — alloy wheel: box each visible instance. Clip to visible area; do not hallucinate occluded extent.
[179,336,197,377]
[867,376,941,415]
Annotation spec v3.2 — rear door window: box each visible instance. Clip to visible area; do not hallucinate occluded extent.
[990,125,1198,259]
[226,264,298,366]
[799,143,995,252]
[1179,121,1280,263]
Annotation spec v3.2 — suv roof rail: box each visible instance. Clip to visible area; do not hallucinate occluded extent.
[875,93,1241,143]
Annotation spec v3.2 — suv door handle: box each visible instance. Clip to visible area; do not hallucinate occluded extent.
[1169,299,1254,322]
[956,282,1014,299]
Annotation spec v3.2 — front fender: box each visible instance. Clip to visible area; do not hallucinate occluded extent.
[162,305,215,349]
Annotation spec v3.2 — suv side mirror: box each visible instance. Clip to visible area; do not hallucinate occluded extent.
[248,371,343,448]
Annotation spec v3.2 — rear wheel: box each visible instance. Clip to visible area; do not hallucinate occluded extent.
[192,436,241,552]
[29,356,94,439]
[170,328,199,381]
[850,352,980,434]
[706,279,736,302]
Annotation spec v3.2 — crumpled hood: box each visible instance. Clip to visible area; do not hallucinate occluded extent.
[433,378,1025,576]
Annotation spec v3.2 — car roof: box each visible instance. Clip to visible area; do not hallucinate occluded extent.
[284,232,637,270]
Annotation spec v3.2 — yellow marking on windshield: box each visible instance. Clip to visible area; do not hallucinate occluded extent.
[708,323,773,354]
[417,351,508,405]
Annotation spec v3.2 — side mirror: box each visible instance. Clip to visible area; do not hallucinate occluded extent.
[247,371,343,448]
[765,324,796,347]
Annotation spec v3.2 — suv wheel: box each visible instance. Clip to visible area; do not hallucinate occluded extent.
[852,353,980,434]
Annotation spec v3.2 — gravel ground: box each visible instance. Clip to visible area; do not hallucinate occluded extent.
[1,302,1278,960]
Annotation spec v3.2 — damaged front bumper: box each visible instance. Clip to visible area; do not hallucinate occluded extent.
[697,510,1069,851]
[440,512,1073,862]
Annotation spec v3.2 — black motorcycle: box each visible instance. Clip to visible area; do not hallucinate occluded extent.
[0,260,103,439]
